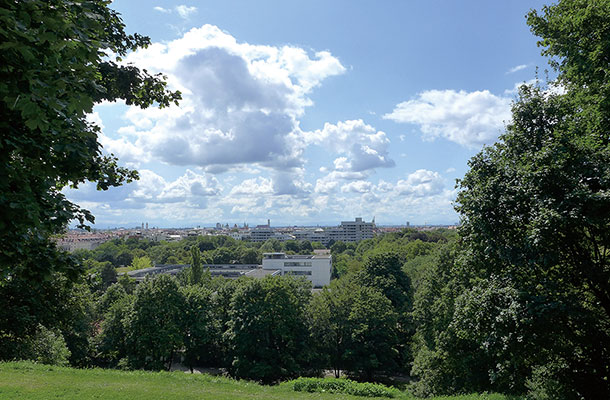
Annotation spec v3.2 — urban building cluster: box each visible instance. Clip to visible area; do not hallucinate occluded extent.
[57,217,378,251]
[57,217,457,253]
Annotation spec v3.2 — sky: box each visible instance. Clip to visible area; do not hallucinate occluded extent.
[67,0,552,228]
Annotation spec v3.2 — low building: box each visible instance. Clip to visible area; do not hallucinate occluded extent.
[262,252,331,288]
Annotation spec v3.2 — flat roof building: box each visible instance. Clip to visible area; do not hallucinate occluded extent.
[262,252,331,288]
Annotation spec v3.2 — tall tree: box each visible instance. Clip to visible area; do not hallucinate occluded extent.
[181,285,214,372]
[450,1,610,396]
[190,246,203,285]
[0,0,179,353]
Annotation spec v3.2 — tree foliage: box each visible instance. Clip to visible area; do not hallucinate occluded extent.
[124,275,184,370]
[0,0,180,360]
[226,276,312,383]
[0,0,180,281]
[436,1,610,397]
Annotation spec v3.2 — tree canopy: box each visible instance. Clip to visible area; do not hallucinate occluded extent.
[0,0,180,281]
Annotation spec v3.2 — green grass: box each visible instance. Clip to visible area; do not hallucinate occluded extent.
[0,361,518,400]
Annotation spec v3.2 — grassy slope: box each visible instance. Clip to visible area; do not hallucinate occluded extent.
[0,361,516,400]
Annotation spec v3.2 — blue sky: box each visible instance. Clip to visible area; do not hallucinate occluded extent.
[68,0,551,228]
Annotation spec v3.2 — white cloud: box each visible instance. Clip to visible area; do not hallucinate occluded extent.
[229,177,274,196]
[306,119,395,171]
[396,169,444,197]
[383,89,511,148]
[66,169,221,210]
[153,5,197,19]
[506,64,528,74]
[109,25,345,174]
[341,180,373,194]
[175,5,197,18]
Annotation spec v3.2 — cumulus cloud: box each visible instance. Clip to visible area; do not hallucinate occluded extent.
[383,90,511,148]
[314,170,368,194]
[66,169,221,209]
[105,25,345,176]
[306,119,395,172]
[341,180,374,194]
[396,169,444,197]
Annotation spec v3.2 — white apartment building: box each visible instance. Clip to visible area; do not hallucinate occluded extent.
[336,217,374,242]
[262,252,332,287]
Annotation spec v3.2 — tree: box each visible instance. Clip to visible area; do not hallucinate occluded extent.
[284,240,300,253]
[99,262,117,290]
[449,1,610,396]
[189,246,203,285]
[308,278,355,378]
[344,286,399,380]
[93,285,131,368]
[212,247,234,264]
[226,276,312,383]
[299,241,314,254]
[238,247,260,264]
[182,285,215,372]
[124,275,185,370]
[129,255,152,271]
[0,0,179,356]
[355,252,412,312]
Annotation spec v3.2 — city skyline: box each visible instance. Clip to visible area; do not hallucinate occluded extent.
[65,0,550,228]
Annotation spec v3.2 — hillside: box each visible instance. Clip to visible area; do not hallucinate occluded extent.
[0,362,518,400]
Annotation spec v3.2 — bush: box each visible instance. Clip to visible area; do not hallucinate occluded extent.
[287,377,399,398]
[22,325,71,366]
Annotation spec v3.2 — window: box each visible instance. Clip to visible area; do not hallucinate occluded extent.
[285,270,312,276]
[284,261,312,267]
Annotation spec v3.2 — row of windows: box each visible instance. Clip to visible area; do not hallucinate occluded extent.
[284,261,312,267]
[285,270,312,276]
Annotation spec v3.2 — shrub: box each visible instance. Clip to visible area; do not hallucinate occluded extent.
[22,325,71,366]
[288,377,399,398]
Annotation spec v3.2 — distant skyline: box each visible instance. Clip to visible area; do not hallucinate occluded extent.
[66,0,550,228]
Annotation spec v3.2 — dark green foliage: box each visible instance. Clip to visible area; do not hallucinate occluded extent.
[92,288,131,368]
[124,275,185,370]
[212,247,235,264]
[356,252,412,311]
[344,286,399,380]
[181,285,214,371]
[100,262,117,291]
[288,377,399,398]
[226,276,312,383]
[0,0,179,364]
[309,276,401,381]
[409,1,610,397]
[0,271,84,361]
[238,247,260,264]
[308,278,356,378]
[96,283,128,316]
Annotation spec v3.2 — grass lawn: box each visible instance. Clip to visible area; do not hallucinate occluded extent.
[0,361,518,400]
